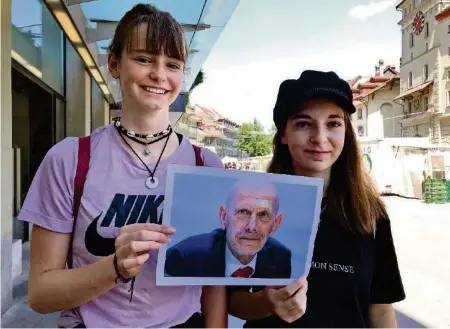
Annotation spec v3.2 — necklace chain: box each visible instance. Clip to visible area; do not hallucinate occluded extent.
[115,124,171,183]
[113,116,172,156]
[318,203,328,227]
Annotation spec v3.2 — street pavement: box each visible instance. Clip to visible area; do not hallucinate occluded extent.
[1,196,449,328]
[383,196,450,329]
[1,242,59,328]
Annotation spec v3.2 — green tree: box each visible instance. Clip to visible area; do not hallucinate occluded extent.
[190,70,204,92]
[185,70,204,106]
[237,118,272,157]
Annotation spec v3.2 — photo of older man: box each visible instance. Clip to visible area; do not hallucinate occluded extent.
[164,179,292,279]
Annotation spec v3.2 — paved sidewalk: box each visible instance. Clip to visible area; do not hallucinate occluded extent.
[2,197,449,328]
[383,196,450,329]
[1,242,59,328]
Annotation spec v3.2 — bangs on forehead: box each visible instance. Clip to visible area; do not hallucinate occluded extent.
[124,16,187,62]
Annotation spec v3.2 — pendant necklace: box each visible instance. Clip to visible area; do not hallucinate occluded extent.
[116,125,171,189]
[318,203,327,227]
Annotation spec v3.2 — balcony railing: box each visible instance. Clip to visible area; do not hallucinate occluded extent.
[403,104,434,119]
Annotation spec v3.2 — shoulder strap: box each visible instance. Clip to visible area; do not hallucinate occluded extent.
[192,145,204,167]
[67,136,91,269]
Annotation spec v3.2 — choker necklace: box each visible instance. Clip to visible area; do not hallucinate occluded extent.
[116,125,171,189]
[121,126,173,156]
[113,117,172,140]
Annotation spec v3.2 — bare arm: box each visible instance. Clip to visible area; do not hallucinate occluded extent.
[229,278,307,323]
[28,223,174,314]
[201,286,227,328]
[228,289,274,320]
[28,225,118,313]
[369,304,397,328]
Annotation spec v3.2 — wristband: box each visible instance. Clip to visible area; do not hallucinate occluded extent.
[113,253,134,284]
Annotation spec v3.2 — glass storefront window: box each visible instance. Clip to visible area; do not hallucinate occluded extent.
[91,77,105,131]
[11,0,64,95]
[55,98,66,143]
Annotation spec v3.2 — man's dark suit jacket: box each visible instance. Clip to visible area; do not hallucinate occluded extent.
[164,228,291,278]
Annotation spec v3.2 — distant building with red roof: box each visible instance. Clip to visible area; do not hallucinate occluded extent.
[174,104,249,159]
[350,62,404,138]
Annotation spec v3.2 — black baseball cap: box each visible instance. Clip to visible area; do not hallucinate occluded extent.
[273,70,356,129]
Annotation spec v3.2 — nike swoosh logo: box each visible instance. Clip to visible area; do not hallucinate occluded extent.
[84,213,116,257]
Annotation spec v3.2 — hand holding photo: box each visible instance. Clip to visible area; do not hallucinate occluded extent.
[156,165,324,286]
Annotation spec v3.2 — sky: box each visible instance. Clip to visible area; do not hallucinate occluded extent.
[190,0,403,129]
[11,0,403,130]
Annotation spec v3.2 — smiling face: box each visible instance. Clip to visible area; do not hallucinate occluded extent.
[281,98,346,177]
[220,181,283,264]
[108,23,185,113]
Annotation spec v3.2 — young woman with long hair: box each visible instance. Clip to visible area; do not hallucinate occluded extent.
[228,70,405,328]
[17,4,226,328]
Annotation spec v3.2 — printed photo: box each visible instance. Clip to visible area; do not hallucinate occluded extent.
[156,165,324,286]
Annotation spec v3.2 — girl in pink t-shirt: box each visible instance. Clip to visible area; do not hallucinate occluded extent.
[18,4,226,328]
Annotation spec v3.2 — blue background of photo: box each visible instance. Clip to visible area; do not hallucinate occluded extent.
[166,172,319,279]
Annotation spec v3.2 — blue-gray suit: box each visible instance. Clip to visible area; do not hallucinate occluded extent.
[164,228,291,278]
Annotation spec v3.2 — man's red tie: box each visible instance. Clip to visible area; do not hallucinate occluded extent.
[231,266,254,278]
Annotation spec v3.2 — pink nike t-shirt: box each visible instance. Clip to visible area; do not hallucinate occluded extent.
[17,123,223,328]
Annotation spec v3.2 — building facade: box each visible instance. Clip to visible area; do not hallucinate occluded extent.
[350,65,405,138]
[1,0,239,315]
[2,0,111,315]
[395,0,450,143]
[175,104,248,159]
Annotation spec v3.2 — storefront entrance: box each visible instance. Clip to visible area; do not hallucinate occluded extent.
[11,66,65,242]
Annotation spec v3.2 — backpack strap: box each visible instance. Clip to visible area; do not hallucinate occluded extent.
[67,140,199,267]
[192,145,204,167]
[67,136,91,269]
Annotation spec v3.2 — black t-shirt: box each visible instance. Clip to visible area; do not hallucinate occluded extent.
[229,198,406,328]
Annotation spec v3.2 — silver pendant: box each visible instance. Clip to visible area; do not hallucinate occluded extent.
[145,177,159,189]
[144,148,151,156]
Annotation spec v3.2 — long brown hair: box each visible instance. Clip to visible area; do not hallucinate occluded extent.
[267,112,387,235]
[108,4,188,63]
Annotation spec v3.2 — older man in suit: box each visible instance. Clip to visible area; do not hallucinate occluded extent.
[164,179,291,279]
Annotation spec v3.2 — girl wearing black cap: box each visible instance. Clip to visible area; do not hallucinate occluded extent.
[227,70,405,328]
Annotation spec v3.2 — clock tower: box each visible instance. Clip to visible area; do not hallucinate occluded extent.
[395,0,450,143]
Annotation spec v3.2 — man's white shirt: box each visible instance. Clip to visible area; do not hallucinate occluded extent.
[225,245,257,277]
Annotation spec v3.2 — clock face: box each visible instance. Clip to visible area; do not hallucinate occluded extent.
[413,11,425,35]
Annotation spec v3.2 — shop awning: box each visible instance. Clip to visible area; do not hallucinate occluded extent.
[393,81,433,100]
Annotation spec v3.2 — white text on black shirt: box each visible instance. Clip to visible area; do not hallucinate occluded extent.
[311,261,355,274]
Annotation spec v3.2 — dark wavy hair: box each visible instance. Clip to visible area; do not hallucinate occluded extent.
[267,111,388,235]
